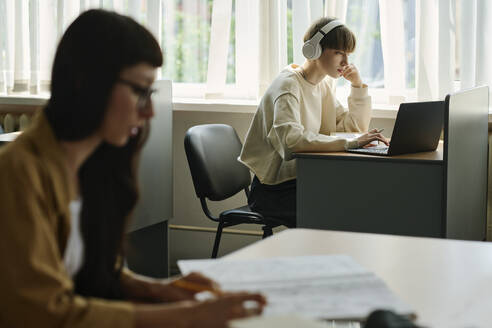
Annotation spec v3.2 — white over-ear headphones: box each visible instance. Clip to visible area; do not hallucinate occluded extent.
[302,20,344,60]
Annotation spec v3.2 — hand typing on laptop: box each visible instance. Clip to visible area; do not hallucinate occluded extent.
[355,128,389,148]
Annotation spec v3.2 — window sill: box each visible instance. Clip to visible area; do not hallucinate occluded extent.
[173,97,258,114]
[2,95,492,122]
[0,94,49,106]
[173,98,400,119]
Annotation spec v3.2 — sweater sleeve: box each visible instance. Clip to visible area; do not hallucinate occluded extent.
[335,85,372,132]
[0,157,135,328]
[266,93,357,161]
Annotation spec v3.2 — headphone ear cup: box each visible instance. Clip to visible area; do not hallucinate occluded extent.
[302,41,316,60]
[312,43,322,60]
[302,40,322,60]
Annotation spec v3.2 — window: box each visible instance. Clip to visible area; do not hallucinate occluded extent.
[161,0,212,83]
[163,0,238,98]
[1,0,490,103]
[344,0,385,89]
[342,0,414,90]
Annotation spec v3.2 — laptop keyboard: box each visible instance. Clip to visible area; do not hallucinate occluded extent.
[347,146,389,155]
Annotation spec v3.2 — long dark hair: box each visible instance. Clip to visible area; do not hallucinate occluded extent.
[45,9,162,299]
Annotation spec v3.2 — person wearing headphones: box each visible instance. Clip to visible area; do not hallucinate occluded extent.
[239,17,388,225]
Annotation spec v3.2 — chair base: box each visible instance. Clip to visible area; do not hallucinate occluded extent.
[211,221,277,258]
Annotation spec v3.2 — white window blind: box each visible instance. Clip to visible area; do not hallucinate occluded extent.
[379,0,406,104]
[205,0,232,98]
[291,0,323,68]
[235,0,258,99]
[460,0,492,97]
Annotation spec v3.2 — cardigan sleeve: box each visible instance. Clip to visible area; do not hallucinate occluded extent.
[0,155,135,328]
[335,85,372,133]
[266,93,357,161]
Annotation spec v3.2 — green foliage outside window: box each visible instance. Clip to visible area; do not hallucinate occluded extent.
[161,0,237,84]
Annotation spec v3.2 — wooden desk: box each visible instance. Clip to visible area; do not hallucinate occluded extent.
[294,144,449,238]
[226,228,492,327]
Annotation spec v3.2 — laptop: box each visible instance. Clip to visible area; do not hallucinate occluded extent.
[347,101,444,156]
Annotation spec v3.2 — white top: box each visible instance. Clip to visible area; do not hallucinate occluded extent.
[63,199,84,278]
[239,64,372,185]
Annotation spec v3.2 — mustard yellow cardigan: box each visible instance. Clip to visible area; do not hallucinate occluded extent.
[0,112,135,327]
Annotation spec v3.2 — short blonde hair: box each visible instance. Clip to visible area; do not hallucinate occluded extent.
[303,17,356,53]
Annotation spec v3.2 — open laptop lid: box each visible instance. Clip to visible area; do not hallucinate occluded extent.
[388,101,444,155]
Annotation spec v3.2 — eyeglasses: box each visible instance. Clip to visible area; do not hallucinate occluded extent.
[117,78,157,111]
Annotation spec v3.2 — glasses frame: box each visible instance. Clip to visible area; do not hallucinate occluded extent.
[117,78,157,111]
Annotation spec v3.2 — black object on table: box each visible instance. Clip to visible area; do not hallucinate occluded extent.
[364,310,421,328]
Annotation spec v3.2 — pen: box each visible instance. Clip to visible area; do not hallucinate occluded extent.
[170,279,224,296]
[375,128,384,145]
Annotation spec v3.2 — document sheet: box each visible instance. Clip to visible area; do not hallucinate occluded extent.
[230,314,359,328]
[178,255,415,321]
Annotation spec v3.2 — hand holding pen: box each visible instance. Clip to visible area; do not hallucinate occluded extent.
[144,271,222,302]
[374,128,385,146]
[169,272,266,310]
[168,272,267,326]
[170,275,224,297]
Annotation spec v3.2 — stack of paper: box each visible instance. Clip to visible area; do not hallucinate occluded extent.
[230,314,356,328]
[230,314,363,328]
[178,255,415,321]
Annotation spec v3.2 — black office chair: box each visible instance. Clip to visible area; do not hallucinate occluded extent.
[184,124,293,258]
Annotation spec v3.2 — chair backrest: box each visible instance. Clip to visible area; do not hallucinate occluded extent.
[184,124,251,201]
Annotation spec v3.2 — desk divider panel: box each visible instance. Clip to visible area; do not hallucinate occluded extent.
[444,86,489,240]
[126,80,173,277]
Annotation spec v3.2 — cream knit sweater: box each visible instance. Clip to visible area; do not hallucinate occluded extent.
[239,64,372,185]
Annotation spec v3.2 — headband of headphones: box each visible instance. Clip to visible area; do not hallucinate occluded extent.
[302,20,344,60]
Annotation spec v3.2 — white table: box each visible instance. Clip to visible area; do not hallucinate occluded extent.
[225,228,492,327]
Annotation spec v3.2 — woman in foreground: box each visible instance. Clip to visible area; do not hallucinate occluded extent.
[0,9,264,328]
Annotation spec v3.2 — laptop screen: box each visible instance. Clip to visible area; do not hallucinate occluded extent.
[387,101,444,155]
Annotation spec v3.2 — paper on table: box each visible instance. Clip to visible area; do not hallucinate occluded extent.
[0,131,21,143]
[178,255,415,321]
[230,314,345,328]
